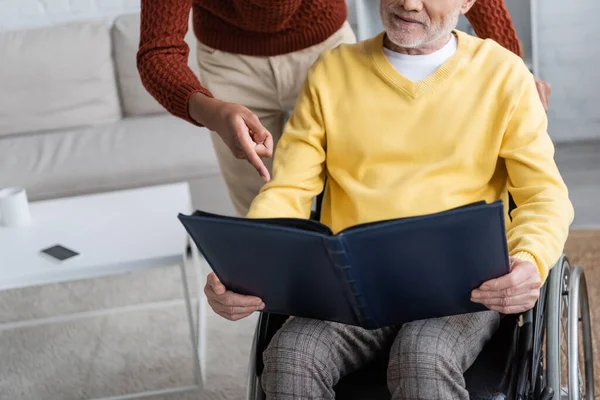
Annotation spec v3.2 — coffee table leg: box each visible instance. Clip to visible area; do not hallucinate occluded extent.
[192,244,208,385]
[196,251,208,386]
[179,252,204,389]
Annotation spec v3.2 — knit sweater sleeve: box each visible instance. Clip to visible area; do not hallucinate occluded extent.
[137,0,213,125]
[500,68,574,282]
[465,0,523,57]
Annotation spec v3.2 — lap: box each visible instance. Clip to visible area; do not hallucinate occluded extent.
[264,317,396,377]
[261,313,500,399]
[265,311,500,372]
[391,311,501,370]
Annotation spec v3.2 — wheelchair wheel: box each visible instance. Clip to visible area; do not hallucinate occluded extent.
[545,256,595,399]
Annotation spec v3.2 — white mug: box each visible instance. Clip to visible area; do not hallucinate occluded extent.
[0,187,32,227]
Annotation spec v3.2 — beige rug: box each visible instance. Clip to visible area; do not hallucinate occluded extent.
[0,231,598,399]
[0,263,257,400]
[562,230,600,397]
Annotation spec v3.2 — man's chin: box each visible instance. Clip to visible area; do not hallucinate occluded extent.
[387,34,425,49]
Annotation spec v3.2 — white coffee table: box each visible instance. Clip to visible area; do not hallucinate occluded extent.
[0,182,207,400]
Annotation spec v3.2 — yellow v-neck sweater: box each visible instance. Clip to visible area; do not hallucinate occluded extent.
[247,30,573,282]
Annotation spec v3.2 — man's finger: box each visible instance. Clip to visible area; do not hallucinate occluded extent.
[212,287,263,308]
[207,272,226,295]
[541,88,548,111]
[535,79,551,112]
[472,278,540,300]
[216,310,255,321]
[486,302,537,315]
[471,290,540,307]
[535,82,546,111]
[206,272,263,306]
[212,301,264,317]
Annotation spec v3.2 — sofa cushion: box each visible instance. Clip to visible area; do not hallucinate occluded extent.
[112,13,202,117]
[0,115,221,201]
[0,20,121,137]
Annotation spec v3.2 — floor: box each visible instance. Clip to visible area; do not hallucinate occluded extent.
[0,263,258,400]
[0,139,598,400]
[562,230,600,397]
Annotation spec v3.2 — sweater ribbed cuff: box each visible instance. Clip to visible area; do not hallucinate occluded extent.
[512,251,536,265]
[512,251,547,282]
[172,83,213,127]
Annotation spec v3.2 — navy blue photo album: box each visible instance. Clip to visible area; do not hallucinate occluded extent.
[177,200,510,329]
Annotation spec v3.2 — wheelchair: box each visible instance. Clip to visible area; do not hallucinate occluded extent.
[244,192,595,400]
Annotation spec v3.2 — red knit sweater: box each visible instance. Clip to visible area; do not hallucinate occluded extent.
[137,0,522,124]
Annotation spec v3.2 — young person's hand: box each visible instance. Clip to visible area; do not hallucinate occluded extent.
[189,93,273,182]
[471,257,542,314]
[204,272,265,321]
[534,77,551,112]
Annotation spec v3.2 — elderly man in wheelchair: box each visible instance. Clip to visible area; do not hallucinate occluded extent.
[202,0,595,398]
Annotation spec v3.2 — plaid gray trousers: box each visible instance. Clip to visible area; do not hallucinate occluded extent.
[261,311,500,399]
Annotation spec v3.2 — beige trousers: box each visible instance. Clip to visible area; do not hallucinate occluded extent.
[196,22,357,217]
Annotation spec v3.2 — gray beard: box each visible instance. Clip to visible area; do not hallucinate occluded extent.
[385,9,460,50]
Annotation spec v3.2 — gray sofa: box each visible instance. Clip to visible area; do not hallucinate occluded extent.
[0,13,234,216]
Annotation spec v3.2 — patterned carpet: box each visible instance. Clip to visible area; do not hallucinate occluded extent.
[0,231,598,399]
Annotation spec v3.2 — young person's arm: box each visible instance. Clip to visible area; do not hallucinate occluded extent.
[465,0,522,56]
[137,0,212,123]
[137,0,272,180]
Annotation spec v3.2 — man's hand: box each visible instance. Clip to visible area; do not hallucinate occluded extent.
[471,257,542,314]
[189,93,273,182]
[534,77,551,112]
[204,272,265,321]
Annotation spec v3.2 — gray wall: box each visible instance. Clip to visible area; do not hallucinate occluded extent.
[538,0,600,142]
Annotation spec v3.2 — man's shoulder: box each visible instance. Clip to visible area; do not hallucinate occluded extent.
[458,30,530,74]
[457,30,533,95]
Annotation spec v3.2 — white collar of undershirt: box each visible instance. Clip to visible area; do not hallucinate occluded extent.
[383,33,458,65]
[382,34,458,82]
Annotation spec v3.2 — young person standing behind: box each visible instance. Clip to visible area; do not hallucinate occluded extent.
[137,0,550,218]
